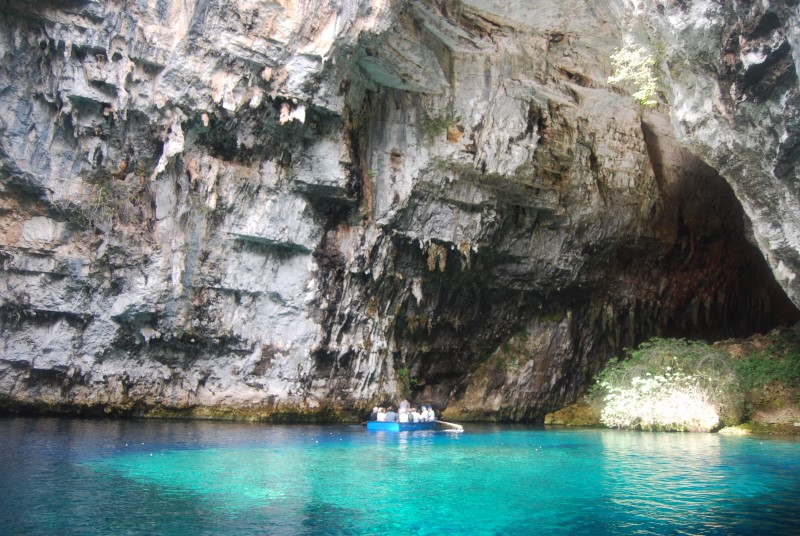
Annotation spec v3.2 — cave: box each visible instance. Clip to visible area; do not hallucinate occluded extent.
[0,0,798,423]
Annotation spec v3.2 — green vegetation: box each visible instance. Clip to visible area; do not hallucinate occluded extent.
[539,310,566,324]
[589,332,800,432]
[420,110,460,142]
[734,329,800,392]
[396,367,418,398]
[608,45,659,107]
[55,170,149,232]
[592,339,738,431]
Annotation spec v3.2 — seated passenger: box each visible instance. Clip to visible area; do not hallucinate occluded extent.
[410,408,421,423]
[419,406,429,421]
[385,407,398,422]
[427,405,436,421]
[376,407,387,421]
[369,407,378,421]
[398,411,409,423]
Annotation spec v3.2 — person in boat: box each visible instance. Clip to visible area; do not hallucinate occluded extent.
[398,399,409,422]
[409,407,421,423]
[427,405,436,421]
[376,407,387,422]
[385,407,397,422]
[399,398,410,413]
[419,406,429,421]
[369,407,378,421]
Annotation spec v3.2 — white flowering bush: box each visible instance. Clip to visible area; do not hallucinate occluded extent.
[600,371,720,432]
[591,339,742,432]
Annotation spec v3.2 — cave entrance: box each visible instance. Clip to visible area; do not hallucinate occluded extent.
[637,118,800,341]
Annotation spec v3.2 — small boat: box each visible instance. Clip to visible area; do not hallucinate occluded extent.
[366,420,437,432]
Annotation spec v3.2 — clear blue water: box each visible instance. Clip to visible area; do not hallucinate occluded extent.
[1,417,798,535]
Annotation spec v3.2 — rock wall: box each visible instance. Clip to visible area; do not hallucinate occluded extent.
[0,0,797,421]
[635,0,800,304]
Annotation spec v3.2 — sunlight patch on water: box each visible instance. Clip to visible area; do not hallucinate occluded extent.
[88,448,297,507]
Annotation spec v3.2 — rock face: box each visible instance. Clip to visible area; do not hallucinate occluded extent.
[636,0,800,308]
[0,0,797,421]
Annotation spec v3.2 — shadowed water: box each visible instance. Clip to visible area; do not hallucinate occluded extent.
[1,417,797,535]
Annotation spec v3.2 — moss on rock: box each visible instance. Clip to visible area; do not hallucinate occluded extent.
[544,397,602,426]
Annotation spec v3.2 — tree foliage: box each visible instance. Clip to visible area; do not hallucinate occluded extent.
[608,46,659,107]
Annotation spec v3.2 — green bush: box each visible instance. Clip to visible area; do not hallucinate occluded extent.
[600,371,721,432]
[735,331,800,392]
[591,331,800,432]
[608,46,659,107]
[592,338,741,431]
[396,367,418,398]
[420,110,460,142]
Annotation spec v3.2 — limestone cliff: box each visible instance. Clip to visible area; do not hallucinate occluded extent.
[635,0,800,306]
[0,0,797,421]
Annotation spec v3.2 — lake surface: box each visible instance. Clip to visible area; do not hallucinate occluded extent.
[1,417,798,535]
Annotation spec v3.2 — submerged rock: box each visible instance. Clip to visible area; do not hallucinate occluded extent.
[0,0,798,421]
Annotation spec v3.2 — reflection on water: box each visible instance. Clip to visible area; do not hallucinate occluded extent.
[598,430,799,534]
[0,418,798,535]
[599,432,725,532]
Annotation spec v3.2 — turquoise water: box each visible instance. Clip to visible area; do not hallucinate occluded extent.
[1,417,798,535]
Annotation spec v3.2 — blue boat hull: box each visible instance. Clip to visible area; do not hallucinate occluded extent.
[366,421,436,432]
